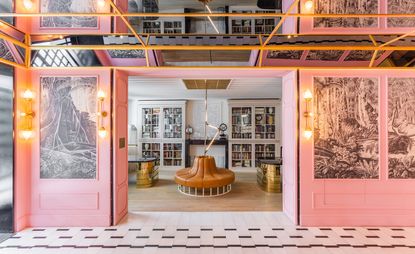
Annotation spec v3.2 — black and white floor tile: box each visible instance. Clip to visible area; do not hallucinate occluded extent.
[0,212,414,253]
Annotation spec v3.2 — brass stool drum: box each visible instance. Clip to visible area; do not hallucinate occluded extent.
[175,156,235,197]
[128,158,159,188]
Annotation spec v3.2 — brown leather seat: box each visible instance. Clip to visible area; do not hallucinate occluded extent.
[175,156,235,188]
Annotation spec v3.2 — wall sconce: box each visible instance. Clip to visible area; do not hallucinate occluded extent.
[97,0,107,10]
[20,89,35,140]
[23,0,34,10]
[304,0,314,12]
[303,89,313,140]
[97,90,108,139]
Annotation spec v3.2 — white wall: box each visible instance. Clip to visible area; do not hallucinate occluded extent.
[186,99,228,168]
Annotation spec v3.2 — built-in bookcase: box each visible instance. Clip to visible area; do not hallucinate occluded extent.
[254,144,276,167]
[231,144,252,168]
[231,107,252,139]
[163,143,183,166]
[138,101,186,168]
[229,6,280,35]
[228,100,280,170]
[142,142,161,166]
[142,107,160,139]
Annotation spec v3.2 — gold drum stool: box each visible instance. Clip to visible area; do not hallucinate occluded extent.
[128,158,159,188]
[257,159,282,193]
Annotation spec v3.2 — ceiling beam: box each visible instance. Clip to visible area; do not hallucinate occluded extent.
[263,0,300,46]
[108,0,146,47]
[29,45,415,51]
[2,13,415,18]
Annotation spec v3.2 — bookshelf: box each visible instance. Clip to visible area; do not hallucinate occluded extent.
[229,6,280,35]
[163,143,183,166]
[138,101,186,168]
[163,21,183,34]
[228,100,280,170]
[143,21,161,34]
[254,107,276,139]
[231,144,252,168]
[255,144,276,167]
[142,142,161,166]
[142,107,160,139]
[231,107,252,139]
[163,107,183,139]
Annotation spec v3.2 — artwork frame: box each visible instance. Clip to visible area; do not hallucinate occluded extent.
[39,75,98,179]
[313,0,380,28]
[39,0,99,29]
[387,0,415,28]
[388,78,415,179]
[313,76,380,179]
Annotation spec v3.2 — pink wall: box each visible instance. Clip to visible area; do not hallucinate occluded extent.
[16,69,112,227]
[113,70,129,224]
[299,69,415,227]
[282,71,298,223]
[14,68,32,231]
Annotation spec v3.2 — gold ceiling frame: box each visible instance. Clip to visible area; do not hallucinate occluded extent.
[263,0,300,46]
[28,45,415,51]
[1,0,415,70]
[107,0,146,47]
[2,13,415,18]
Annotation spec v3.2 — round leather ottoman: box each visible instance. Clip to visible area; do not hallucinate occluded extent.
[175,156,235,197]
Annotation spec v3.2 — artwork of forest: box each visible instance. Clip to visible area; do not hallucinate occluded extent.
[387,0,415,27]
[40,77,97,179]
[40,0,98,28]
[0,39,15,63]
[314,0,378,28]
[388,78,415,179]
[314,77,379,179]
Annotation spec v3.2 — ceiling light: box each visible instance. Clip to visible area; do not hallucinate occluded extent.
[304,0,313,11]
[23,0,33,10]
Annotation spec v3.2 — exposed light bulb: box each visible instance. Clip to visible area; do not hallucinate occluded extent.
[97,90,106,100]
[59,35,64,39]
[98,127,107,138]
[304,0,314,11]
[303,89,312,100]
[23,0,34,10]
[22,89,34,100]
[303,129,313,140]
[21,129,33,140]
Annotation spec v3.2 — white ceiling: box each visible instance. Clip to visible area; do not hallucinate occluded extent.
[128,77,282,100]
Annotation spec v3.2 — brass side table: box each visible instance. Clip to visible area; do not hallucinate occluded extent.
[257,159,282,193]
[128,158,159,188]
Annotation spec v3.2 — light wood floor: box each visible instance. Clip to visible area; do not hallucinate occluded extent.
[128,170,282,212]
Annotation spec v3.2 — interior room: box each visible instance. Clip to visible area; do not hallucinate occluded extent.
[127,77,283,211]
[2,0,415,253]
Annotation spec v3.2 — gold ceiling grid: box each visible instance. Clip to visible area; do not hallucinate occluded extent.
[0,0,414,69]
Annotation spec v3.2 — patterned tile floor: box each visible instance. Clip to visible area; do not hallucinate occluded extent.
[1,212,414,253]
